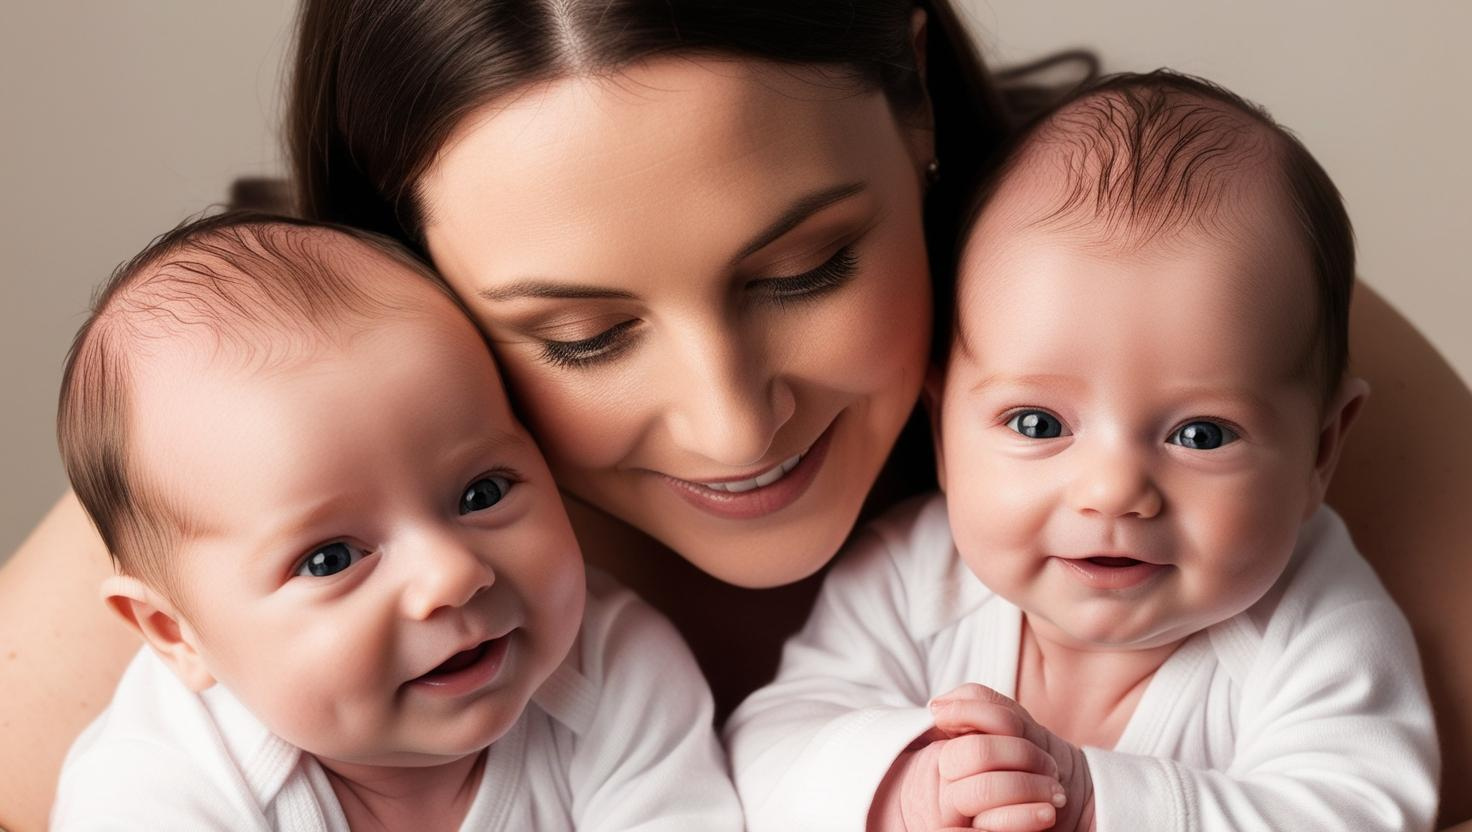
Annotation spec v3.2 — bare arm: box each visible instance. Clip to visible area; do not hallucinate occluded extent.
[1330,283,1472,829]
[0,491,139,832]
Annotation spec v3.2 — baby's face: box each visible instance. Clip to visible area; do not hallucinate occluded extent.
[938,183,1331,652]
[128,273,584,768]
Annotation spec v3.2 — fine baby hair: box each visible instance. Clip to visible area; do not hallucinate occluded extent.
[952,69,1354,402]
[56,211,449,592]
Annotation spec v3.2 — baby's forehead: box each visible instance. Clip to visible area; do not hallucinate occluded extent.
[983,90,1283,251]
[112,225,455,364]
[953,84,1321,358]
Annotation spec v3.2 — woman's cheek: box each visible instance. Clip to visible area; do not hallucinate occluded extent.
[811,251,931,397]
[495,352,642,471]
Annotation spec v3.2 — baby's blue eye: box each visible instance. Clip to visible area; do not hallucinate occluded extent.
[1169,421,1238,450]
[1007,410,1068,439]
[460,476,512,515]
[297,541,366,578]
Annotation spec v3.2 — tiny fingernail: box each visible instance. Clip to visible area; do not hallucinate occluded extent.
[1051,788,1068,808]
[1037,806,1055,824]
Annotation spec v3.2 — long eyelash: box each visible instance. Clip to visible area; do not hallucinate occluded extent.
[762,245,859,307]
[540,320,638,369]
[536,245,859,368]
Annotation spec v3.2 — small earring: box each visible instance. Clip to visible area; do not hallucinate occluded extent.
[925,158,941,185]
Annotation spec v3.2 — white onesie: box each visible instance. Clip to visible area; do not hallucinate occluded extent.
[726,495,1439,832]
[54,571,742,831]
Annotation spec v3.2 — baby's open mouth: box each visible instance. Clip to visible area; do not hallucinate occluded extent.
[419,640,492,679]
[1057,554,1167,591]
[1085,556,1144,568]
[404,634,510,697]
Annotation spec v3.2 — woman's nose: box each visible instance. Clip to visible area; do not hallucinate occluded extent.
[1066,442,1164,520]
[663,334,796,468]
[398,532,496,621]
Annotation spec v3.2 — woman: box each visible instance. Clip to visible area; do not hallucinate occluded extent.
[2,1,1468,829]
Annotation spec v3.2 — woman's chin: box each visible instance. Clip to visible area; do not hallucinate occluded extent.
[655,499,861,589]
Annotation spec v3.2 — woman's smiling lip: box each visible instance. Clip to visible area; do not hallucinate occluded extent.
[658,419,836,520]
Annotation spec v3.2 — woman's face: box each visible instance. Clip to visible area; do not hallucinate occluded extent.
[420,58,933,588]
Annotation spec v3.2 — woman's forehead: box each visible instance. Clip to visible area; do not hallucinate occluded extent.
[418,56,912,287]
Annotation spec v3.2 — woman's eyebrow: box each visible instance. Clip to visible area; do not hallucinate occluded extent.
[478,282,635,302]
[477,180,868,302]
[729,180,868,265]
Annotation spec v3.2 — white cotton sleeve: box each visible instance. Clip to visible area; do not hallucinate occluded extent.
[565,585,744,832]
[52,728,266,831]
[724,526,937,832]
[1086,588,1439,831]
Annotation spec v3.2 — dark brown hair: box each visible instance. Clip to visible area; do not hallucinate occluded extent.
[57,211,446,591]
[288,0,1026,344]
[955,70,1355,399]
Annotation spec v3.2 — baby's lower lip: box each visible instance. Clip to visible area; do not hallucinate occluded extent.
[1055,556,1167,590]
[406,635,510,697]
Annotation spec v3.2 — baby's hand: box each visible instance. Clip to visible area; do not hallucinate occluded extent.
[868,682,1085,832]
[929,684,1096,832]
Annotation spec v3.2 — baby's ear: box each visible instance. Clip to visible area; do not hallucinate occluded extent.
[1306,376,1371,517]
[923,364,948,492]
[102,575,216,692]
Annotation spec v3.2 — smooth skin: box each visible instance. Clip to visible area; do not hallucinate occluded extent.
[420,59,933,590]
[2,63,1470,832]
[100,255,585,830]
[874,157,1376,830]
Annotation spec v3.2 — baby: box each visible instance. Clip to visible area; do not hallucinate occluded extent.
[727,71,1439,831]
[50,213,741,830]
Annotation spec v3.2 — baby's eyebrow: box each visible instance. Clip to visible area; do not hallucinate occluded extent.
[440,428,536,467]
[263,492,363,554]
[968,373,1085,395]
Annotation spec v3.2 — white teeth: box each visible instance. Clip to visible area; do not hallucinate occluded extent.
[700,452,803,493]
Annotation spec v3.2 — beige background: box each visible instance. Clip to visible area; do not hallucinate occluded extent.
[2,1,1468,562]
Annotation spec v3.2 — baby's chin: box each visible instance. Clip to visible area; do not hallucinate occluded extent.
[281,671,552,770]
[305,699,532,770]
[1027,604,1213,652]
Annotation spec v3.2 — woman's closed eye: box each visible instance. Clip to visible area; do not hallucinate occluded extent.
[540,320,641,368]
[537,245,862,369]
[749,244,859,304]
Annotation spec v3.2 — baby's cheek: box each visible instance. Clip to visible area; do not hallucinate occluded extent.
[242,617,402,755]
[1183,482,1304,614]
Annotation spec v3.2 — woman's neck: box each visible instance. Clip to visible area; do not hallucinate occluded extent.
[1014,614,1182,751]
[321,750,485,832]
[559,491,827,722]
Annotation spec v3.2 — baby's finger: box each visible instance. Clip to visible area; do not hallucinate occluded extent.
[939,733,1058,780]
[930,698,1028,738]
[970,802,1059,832]
[933,682,1011,705]
[943,770,1066,819]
